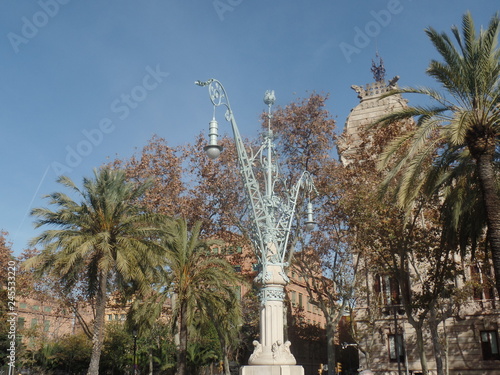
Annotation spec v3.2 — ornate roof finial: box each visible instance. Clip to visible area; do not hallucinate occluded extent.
[371,52,386,82]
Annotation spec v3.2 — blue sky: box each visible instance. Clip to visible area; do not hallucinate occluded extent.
[1,0,498,255]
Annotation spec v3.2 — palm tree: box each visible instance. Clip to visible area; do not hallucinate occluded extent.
[26,168,164,375]
[377,12,500,294]
[160,218,243,375]
[207,291,242,375]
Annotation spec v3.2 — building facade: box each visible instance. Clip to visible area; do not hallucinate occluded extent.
[339,59,500,375]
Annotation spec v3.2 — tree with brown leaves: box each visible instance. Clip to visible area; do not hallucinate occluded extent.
[341,114,473,375]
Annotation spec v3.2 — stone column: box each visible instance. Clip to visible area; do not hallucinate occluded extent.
[240,265,304,375]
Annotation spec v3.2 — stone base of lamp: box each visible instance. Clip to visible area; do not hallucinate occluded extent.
[239,365,304,375]
[240,339,303,375]
[247,339,296,366]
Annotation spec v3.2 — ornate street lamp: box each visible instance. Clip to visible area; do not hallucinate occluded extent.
[196,79,316,375]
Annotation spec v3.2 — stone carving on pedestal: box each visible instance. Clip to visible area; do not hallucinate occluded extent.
[248,341,262,363]
[272,340,292,360]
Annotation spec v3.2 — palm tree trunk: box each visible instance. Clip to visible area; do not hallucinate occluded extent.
[176,301,188,375]
[87,271,107,375]
[477,153,500,296]
[149,349,153,375]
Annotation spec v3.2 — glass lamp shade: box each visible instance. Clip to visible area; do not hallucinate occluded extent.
[204,144,223,159]
[305,220,316,231]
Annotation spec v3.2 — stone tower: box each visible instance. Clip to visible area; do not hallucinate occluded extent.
[337,55,408,165]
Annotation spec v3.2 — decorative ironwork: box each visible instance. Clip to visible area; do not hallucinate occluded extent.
[196,79,316,283]
[371,52,386,82]
[259,286,287,304]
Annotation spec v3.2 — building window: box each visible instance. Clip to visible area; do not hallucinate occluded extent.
[481,330,500,360]
[299,293,303,308]
[374,274,401,305]
[291,291,297,306]
[31,318,38,328]
[18,317,25,330]
[44,320,50,332]
[43,306,52,313]
[388,334,404,362]
[19,302,27,309]
[233,286,241,301]
[234,265,242,273]
[471,265,495,300]
[225,246,241,254]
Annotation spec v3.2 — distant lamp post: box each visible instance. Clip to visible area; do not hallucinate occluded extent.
[383,305,405,375]
[341,343,359,375]
[196,79,316,375]
[133,329,138,375]
[341,342,357,350]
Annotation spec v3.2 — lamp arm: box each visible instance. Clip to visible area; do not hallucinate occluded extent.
[280,171,316,264]
[196,79,272,255]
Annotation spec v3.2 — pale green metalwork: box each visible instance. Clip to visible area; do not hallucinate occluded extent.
[195,78,316,289]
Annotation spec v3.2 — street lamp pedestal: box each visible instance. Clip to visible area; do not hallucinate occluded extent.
[240,265,304,375]
[240,364,305,375]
